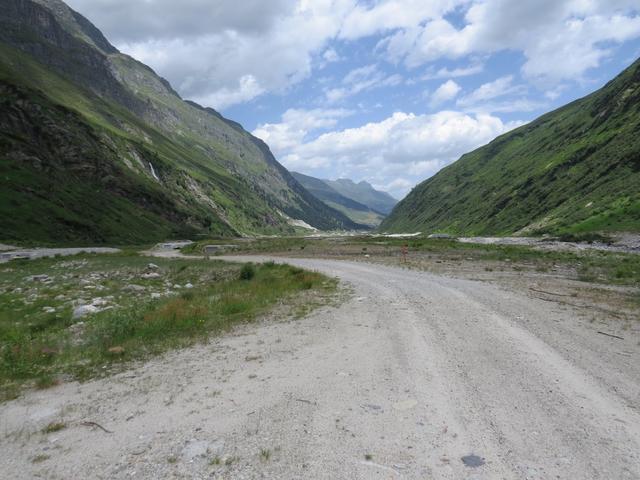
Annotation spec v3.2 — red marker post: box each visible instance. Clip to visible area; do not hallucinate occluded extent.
[401,244,408,263]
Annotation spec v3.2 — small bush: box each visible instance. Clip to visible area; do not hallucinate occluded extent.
[180,290,195,301]
[239,263,256,281]
[42,422,66,434]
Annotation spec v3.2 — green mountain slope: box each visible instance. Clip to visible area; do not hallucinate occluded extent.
[0,0,357,244]
[291,172,382,227]
[381,58,640,236]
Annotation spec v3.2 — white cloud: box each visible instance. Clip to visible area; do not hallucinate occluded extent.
[339,0,469,40]
[190,75,265,110]
[430,79,462,106]
[381,0,640,84]
[260,110,520,197]
[422,62,484,80]
[74,0,358,110]
[457,75,521,106]
[253,108,353,152]
[67,0,640,110]
[324,64,403,103]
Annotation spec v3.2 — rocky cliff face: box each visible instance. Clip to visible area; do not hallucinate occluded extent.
[0,0,358,243]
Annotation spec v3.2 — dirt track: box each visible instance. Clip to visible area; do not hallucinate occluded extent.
[1,257,638,479]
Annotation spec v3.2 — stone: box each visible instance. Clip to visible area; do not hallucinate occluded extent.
[141,272,161,279]
[181,440,210,461]
[147,263,159,270]
[108,346,125,355]
[392,399,418,411]
[184,283,194,289]
[72,304,99,319]
[42,306,56,314]
[123,284,146,292]
[26,274,49,282]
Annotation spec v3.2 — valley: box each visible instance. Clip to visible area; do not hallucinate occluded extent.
[1,0,639,479]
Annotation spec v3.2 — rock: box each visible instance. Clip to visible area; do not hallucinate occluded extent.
[26,274,49,282]
[392,399,418,411]
[108,346,125,355]
[123,284,146,292]
[461,454,485,468]
[147,263,159,270]
[150,293,161,299]
[91,298,109,307]
[184,283,194,289]
[181,439,224,461]
[173,284,182,289]
[42,306,56,314]
[141,272,161,279]
[72,304,99,319]
[181,440,210,461]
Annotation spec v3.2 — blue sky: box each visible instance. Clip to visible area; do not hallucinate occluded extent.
[66,0,640,199]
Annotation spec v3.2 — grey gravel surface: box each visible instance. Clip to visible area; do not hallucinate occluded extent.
[1,257,638,479]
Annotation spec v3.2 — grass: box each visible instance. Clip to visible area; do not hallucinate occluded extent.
[0,253,337,400]
[259,448,271,461]
[42,422,66,434]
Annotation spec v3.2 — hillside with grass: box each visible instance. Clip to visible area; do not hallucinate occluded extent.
[0,0,357,245]
[291,172,383,227]
[381,58,640,236]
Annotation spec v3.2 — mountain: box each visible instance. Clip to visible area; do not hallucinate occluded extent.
[291,172,383,227]
[381,58,640,236]
[0,0,358,244]
[326,179,398,215]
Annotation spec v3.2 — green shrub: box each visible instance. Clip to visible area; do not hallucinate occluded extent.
[239,263,256,281]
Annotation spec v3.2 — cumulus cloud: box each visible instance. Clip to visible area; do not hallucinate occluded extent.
[430,79,462,107]
[381,0,640,84]
[66,0,640,110]
[253,108,353,153]
[68,0,356,109]
[339,0,469,40]
[255,109,520,197]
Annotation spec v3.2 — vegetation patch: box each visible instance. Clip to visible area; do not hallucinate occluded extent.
[0,253,336,400]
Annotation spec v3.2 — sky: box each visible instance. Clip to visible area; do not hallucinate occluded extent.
[65,0,640,200]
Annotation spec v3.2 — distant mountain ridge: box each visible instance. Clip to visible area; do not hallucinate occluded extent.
[291,172,396,227]
[0,0,357,244]
[381,57,640,236]
[326,178,398,215]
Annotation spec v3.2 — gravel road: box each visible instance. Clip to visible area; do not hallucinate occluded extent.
[1,257,638,479]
